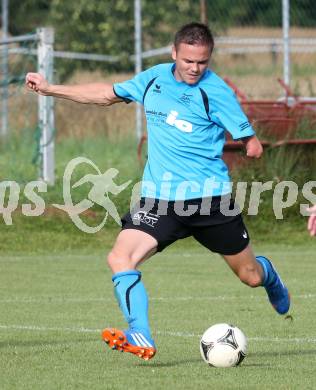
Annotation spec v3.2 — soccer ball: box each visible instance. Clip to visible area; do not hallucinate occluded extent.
[200,323,247,368]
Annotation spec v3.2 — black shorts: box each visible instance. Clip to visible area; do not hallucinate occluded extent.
[121,196,250,255]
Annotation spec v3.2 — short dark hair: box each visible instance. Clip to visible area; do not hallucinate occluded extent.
[174,22,214,52]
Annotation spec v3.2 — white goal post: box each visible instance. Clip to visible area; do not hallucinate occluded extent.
[0,27,55,185]
[37,27,55,186]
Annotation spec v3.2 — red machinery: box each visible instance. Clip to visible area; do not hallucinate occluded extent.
[224,77,316,140]
[137,79,316,169]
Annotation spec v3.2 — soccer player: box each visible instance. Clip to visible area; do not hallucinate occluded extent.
[26,22,290,361]
[307,205,316,236]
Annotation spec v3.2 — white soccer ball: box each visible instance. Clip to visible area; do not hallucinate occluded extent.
[200,323,247,368]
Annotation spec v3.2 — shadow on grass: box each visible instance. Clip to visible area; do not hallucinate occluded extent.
[136,348,316,368]
[241,363,273,367]
[136,357,202,368]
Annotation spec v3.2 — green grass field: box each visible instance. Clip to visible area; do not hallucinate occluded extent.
[1,237,316,390]
[1,112,315,389]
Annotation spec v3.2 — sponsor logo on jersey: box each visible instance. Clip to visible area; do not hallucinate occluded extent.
[180,93,192,105]
[153,84,162,94]
[166,110,193,133]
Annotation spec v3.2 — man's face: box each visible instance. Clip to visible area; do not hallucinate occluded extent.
[172,43,211,85]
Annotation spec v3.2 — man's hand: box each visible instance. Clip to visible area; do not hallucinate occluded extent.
[242,135,263,158]
[307,205,316,236]
[25,73,51,95]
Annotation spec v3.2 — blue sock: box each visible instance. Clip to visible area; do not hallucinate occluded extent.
[256,256,277,287]
[112,270,151,337]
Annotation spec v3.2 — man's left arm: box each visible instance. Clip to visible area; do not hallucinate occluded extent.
[241,135,263,158]
[210,86,263,159]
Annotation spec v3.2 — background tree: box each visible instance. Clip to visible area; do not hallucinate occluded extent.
[3,0,316,80]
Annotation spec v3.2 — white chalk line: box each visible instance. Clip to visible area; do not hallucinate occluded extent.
[0,324,315,344]
[0,324,99,334]
[0,293,315,304]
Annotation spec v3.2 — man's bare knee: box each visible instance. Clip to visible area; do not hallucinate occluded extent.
[107,250,132,272]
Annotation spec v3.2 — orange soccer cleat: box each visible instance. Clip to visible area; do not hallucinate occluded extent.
[102,328,156,361]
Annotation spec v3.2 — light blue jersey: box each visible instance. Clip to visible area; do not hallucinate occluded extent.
[114,63,255,201]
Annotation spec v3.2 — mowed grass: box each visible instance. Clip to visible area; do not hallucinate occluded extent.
[1,239,316,390]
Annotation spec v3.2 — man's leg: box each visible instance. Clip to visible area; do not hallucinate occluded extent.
[222,245,290,315]
[103,229,158,360]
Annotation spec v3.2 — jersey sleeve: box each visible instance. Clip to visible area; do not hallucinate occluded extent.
[210,86,255,140]
[113,66,158,104]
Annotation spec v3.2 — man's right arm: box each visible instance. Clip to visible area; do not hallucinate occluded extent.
[25,72,122,106]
